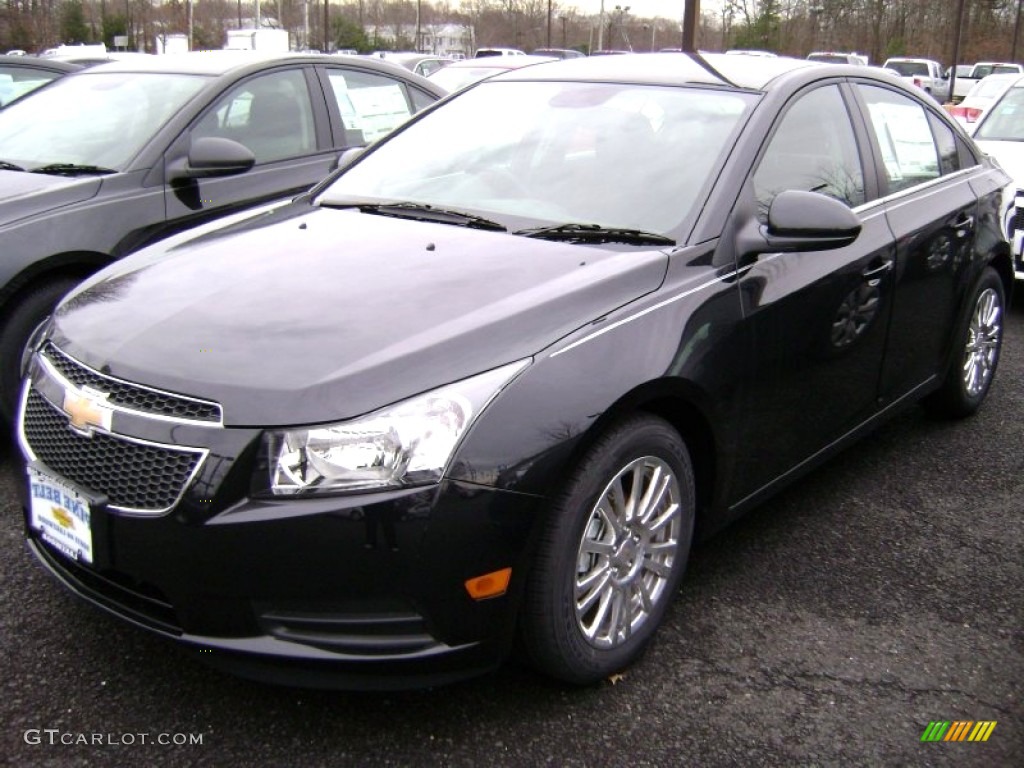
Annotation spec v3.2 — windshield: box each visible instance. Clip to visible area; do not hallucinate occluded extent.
[0,71,208,171]
[974,86,1024,141]
[321,80,755,237]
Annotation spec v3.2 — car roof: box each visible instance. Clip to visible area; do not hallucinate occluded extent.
[0,54,82,72]
[77,50,416,77]
[442,55,556,70]
[62,50,447,97]
[486,52,821,91]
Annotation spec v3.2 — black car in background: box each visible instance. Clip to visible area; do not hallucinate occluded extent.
[0,54,81,107]
[18,54,1011,690]
[0,51,446,421]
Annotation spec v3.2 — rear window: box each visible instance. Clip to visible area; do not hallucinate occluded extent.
[886,61,929,77]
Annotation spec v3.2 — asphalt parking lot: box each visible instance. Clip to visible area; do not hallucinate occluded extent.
[1,303,1021,767]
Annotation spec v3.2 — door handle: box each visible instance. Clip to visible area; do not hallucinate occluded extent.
[861,259,894,285]
[951,213,975,232]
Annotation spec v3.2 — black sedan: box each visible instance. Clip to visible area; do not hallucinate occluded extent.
[0,51,446,422]
[0,54,80,107]
[17,54,1011,690]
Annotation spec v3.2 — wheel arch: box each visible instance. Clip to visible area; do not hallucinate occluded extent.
[0,251,110,318]
[559,377,721,538]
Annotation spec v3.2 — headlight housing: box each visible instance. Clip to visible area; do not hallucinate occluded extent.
[264,359,529,496]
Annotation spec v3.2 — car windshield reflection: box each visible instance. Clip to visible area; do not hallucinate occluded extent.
[321,80,756,237]
[0,72,208,171]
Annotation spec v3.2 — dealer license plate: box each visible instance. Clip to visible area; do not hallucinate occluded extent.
[27,466,93,565]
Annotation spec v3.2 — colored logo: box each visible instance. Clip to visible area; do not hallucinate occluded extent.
[921,721,997,742]
[62,386,113,435]
[51,506,74,530]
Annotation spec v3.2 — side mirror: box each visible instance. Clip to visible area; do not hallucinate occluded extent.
[738,189,862,257]
[168,137,256,181]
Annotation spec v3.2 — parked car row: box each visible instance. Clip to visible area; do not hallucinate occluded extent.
[0,51,446,423]
[10,53,1012,692]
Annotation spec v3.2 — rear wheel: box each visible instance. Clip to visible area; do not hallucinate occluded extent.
[519,414,695,684]
[0,277,81,424]
[923,267,1004,418]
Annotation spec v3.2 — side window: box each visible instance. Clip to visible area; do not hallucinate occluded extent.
[858,84,940,194]
[0,68,59,107]
[325,69,414,145]
[753,84,865,221]
[192,69,316,164]
[927,113,961,175]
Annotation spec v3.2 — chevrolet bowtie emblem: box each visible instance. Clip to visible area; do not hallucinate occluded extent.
[62,386,113,435]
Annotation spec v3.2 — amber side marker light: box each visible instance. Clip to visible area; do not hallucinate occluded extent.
[465,567,512,600]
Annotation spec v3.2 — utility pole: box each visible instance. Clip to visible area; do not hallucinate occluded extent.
[1014,0,1023,61]
[682,0,699,53]
[547,0,552,49]
[949,0,967,103]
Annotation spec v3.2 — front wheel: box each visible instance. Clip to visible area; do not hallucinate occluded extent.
[519,414,695,684]
[923,267,1004,418]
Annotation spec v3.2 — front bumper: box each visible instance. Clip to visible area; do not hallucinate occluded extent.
[18,347,543,690]
[24,479,540,690]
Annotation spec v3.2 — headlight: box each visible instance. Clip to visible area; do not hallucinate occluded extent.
[264,359,529,495]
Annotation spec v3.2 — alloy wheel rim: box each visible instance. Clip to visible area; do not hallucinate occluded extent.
[574,456,682,649]
[962,287,1001,397]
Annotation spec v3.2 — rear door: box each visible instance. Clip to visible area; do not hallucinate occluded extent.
[850,83,983,404]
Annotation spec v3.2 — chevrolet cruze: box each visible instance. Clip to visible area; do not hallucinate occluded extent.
[18,54,1011,689]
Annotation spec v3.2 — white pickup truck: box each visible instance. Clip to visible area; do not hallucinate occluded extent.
[883,57,950,102]
[950,61,1024,102]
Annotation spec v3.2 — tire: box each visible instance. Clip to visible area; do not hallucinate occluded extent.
[923,266,1004,418]
[519,414,696,684]
[0,277,81,424]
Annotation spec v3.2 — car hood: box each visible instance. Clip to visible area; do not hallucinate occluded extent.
[50,203,669,426]
[975,139,1024,186]
[0,169,103,224]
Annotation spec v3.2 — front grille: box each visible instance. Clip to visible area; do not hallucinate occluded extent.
[22,389,205,513]
[41,343,222,423]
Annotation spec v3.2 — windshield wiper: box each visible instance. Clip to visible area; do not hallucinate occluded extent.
[515,222,675,246]
[332,201,506,232]
[0,160,25,172]
[30,163,117,176]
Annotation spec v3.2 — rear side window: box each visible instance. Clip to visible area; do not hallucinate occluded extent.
[0,67,60,107]
[926,113,961,175]
[857,85,940,194]
[325,69,415,145]
[753,84,865,219]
